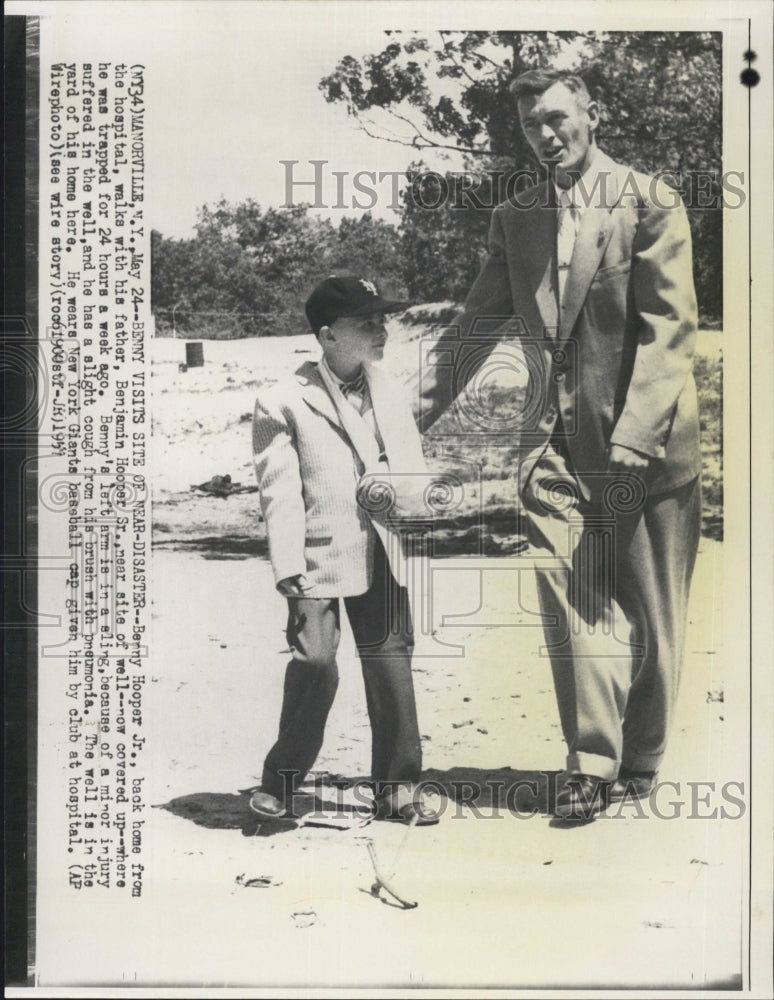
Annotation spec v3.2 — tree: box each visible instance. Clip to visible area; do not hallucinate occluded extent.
[398,166,493,302]
[321,31,565,162]
[150,229,197,331]
[152,201,339,336]
[329,214,406,297]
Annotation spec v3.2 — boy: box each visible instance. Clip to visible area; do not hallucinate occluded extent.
[250,276,436,825]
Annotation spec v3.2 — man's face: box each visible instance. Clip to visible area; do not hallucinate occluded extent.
[518,82,599,186]
[327,313,388,365]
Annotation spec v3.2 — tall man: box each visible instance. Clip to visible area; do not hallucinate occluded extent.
[251,276,437,826]
[417,69,701,821]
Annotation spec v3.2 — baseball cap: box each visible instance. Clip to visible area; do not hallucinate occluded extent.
[305,275,408,334]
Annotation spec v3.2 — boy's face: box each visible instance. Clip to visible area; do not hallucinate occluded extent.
[324,313,388,365]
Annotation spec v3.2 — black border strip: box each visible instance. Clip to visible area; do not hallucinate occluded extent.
[25,15,41,986]
[3,13,39,988]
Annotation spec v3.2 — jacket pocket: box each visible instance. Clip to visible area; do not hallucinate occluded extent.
[304,516,333,545]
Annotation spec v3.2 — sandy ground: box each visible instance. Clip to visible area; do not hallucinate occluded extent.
[104,325,742,990]
[131,535,743,991]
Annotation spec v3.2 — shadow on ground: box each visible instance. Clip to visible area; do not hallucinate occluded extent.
[421,766,563,815]
[154,787,354,838]
[155,766,564,837]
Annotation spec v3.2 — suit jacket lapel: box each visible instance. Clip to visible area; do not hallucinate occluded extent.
[559,154,621,340]
[514,187,559,337]
[295,361,343,430]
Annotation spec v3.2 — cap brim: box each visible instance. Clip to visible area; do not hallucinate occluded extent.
[344,297,409,319]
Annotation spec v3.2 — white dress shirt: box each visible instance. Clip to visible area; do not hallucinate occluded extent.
[556,187,582,308]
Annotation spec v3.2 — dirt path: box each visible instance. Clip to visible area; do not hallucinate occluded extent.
[104,538,744,990]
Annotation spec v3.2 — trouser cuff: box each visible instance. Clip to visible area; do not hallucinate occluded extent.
[566,752,619,781]
[621,749,662,773]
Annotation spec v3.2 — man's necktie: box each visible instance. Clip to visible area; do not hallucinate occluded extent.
[557,188,580,312]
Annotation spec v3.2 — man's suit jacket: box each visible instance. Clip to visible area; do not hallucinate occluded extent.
[253,360,427,597]
[416,150,702,502]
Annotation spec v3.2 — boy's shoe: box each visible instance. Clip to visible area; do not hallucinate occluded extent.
[249,789,289,819]
[373,786,440,826]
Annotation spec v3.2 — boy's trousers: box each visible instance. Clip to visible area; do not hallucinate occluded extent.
[261,538,421,801]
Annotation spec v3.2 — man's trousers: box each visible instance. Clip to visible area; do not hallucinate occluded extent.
[261,538,421,801]
[522,447,701,780]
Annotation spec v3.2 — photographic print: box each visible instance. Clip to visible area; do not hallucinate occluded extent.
[3,2,773,996]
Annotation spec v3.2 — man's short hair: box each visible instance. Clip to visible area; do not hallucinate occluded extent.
[510,69,592,106]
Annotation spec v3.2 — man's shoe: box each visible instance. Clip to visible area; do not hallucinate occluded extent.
[553,773,611,822]
[609,768,657,803]
[248,789,288,819]
[374,789,440,826]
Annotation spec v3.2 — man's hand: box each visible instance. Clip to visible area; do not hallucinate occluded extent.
[277,574,311,597]
[606,444,650,474]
